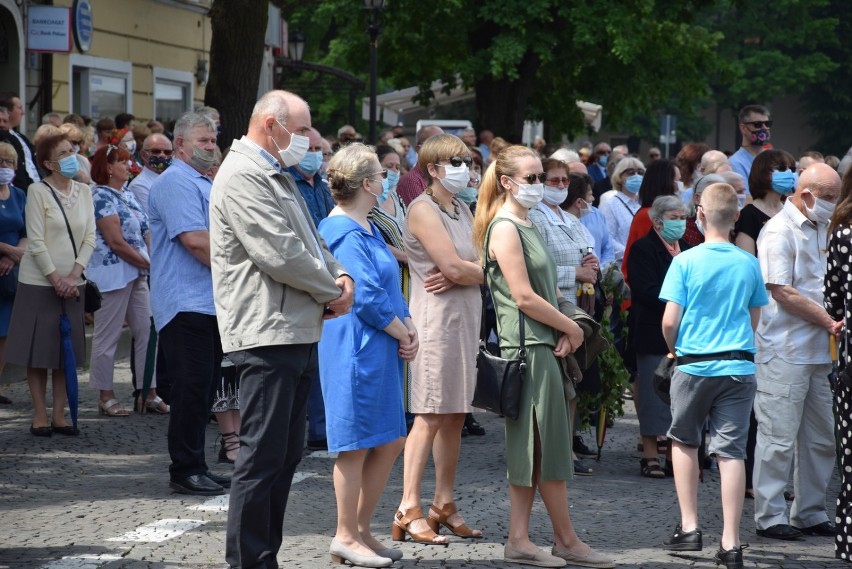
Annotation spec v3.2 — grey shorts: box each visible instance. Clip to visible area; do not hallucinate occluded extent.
[667,368,756,459]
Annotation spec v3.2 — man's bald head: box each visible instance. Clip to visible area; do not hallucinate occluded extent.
[797,162,841,200]
[416,125,443,149]
[567,162,588,175]
[700,150,728,172]
[143,133,172,151]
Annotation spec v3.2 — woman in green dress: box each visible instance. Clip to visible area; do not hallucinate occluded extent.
[472,145,614,568]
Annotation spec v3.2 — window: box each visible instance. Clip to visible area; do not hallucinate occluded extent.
[69,55,131,119]
[153,68,194,125]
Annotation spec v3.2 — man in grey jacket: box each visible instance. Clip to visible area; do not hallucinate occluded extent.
[210,90,353,569]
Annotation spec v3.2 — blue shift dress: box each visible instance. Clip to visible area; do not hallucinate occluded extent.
[0,185,26,336]
[318,215,409,452]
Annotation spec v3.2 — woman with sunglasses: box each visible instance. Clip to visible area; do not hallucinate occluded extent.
[58,123,92,184]
[318,144,416,567]
[394,134,484,545]
[472,145,614,568]
[86,145,166,416]
[6,133,95,435]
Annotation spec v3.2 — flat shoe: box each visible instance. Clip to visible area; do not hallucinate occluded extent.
[574,460,594,476]
[793,521,835,536]
[169,474,224,496]
[51,423,80,436]
[504,544,566,567]
[552,545,615,568]
[30,424,52,437]
[756,524,803,540]
[0,394,12,404]
[329,538,392,568]
[374,548,402,562]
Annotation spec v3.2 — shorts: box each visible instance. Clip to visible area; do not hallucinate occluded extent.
[667,368,756,459]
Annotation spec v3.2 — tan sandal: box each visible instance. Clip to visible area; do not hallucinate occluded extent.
[427,502,483,538]
[391,507,448,545]
[98,398,131,417]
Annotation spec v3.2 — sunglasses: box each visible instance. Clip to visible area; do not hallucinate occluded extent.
[368,169,388,180]
[545,176,570,186]
[743,120,773,129]
[147,148,174,156]
[438,156,472,168]
[512,173,548,185]
[622,168,646,176]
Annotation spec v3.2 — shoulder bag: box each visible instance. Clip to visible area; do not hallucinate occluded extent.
[45,182,102,312]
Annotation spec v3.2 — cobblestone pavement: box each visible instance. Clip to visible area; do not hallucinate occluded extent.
[0,359,845,568]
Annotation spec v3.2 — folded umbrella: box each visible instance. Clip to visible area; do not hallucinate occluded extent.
[59,305,79,427]
[137,317,158,414]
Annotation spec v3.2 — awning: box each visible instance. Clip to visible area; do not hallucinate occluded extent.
[362,80,475,126]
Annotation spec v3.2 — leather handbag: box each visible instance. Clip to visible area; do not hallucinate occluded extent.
[0,266,18,297]
[45,182,102,312]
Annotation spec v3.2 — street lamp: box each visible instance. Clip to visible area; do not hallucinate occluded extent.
[288,30,306,62]
[364,0,385,144]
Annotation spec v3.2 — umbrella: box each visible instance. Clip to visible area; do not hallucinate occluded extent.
[59,304,79,427]
[595,402,607,462]
[829,335,842,469]
[137,317,158,414]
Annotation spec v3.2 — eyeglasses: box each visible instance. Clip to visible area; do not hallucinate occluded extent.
[743,120,773,129]
[622,168,645,176]
[146,148,174,156]
[545,176,570,186]
[0,158,14,168]
[438,156,472,168]
[368,169,388,180]
[511,173,548,185]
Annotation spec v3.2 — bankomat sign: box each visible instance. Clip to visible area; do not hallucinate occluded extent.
[27,6,72,53]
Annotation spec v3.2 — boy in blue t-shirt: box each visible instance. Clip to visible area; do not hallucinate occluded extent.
[658,183,769,569]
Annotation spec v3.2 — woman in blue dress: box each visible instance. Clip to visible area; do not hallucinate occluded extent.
[319,143,419,568]
[0,142,27,404]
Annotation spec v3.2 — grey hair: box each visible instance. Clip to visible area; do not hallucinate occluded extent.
[460,127,475,136]
[173,111,216,141]
[251,90,309,125]
[650,195,686,222]
[550,148,581,163]
[718,171,744,187]
[0,106,7,115]
[194,105,219,118]
[693,173,727,197]
[611,157,644,190]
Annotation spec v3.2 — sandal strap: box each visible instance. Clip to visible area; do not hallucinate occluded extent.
[396,507,425,526]
[429,502,458,523]
[146,396,164,406]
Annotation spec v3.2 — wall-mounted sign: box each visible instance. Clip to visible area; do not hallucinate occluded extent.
[27,6,72,53]
[73,0,93,53]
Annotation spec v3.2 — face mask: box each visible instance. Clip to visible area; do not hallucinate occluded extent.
[297,151,323,176]
[660,219,686,242]
[696,216,705,235]
[437,163,470,194]
[804,192,835,225]
[273,120,310,167]
[514,182,545,209]
[676,180,685,194]
[123,140,137,155]
[624,174,643,194]
[0,167,14,185]
[188,146,217,172]
[369,178,390,206]
[56,154,79,178]
[747,128,770,146]
[599,155,608,167]
[737,194,747,210]
[387,169,400,191]
[458,186,478,205]
[578,200,592,218]
[147,154,171,174]
[542,186,568,206]
[770,170,796,195]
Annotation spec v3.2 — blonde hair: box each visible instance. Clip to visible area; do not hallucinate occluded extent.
[33,124,61,146]
[416,134,469,183]
[58,123,82,141]
[610,157,644,191]
[700,183,738,228]
[326,143,378,204]
[473,145,540,250]
[0,141,17,166]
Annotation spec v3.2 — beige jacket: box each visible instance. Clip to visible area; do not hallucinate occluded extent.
[210,138,347,353]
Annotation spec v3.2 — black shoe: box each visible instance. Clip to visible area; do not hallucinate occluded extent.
[464,414,485,436]
[756,524,803,540]
[306,439,327,451]
[51,423,80,436]
[573,459,593,476]
[169,474,225,496]
[205,470,231,488]
[30,424,52,437]
[713,545,744,569]
[0,394,11,404]
[573,435,596,457]
[793,521,835,536]
[662,524,703,551]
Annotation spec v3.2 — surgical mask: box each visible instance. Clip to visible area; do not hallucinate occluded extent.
[696,217,705,236]
[737,194,747,210]
[56,155,79,178]
[0,167,14,185]
[578,200,592,218]
[660,219,686,241]
[624,175,643,194]
[273,120,310,167]
[188,146,217,172]
[458,186,477,205]
[297,151,323,176]
[514,182,545,209]
[770,170,796,195]
[123,140,137,155]
[387,169,400,191]
[147,155,171,174]
[542,186,568,206]
[804,192,835,225]
[747,128,770,146]
[676,180,685,194]
[438,163,470,194]
[599,155,608,167]
[369,178,390,206]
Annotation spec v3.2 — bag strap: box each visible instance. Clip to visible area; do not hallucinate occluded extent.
[482,218,526,358]
[44,181,79,259]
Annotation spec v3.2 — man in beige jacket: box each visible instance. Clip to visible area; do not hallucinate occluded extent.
[210,90,353,569]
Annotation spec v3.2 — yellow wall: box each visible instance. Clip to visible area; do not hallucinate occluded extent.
[50,0,211,121]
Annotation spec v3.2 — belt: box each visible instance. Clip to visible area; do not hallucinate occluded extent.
[676,350,755,366]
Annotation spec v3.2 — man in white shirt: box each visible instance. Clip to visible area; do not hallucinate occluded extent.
[753,163,842,540]
[129,133,174,215]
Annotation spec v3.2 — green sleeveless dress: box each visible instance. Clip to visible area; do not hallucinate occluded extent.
[485,216,573,486]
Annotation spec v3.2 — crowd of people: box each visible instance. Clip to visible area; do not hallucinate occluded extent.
[2,90,852,568]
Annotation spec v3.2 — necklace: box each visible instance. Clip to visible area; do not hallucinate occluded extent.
[425,187,460,220]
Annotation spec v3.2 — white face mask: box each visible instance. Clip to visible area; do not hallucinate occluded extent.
[542,186,568,206]
[804,192,836,225]
[123,140,137,155]
[437,163,470,194]
[676,180,684,194]
[578,200,592,218]
[513,180,545,209]
[273,120,310,167]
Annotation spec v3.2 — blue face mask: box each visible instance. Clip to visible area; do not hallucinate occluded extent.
[298,151,323,176]
[624,174,643,194]
[56,154,80,178]
[661,219,686,242]
[458,186,478,205]
[770,169,796,195]
[599,155,608,167]
[387,169,400,190]
[373,178,390,205]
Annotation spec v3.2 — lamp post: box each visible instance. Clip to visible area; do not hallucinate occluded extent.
[288,30,305,63]
[364,0,385,145]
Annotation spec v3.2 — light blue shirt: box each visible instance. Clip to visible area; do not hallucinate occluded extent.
[659,242,768,376]
[580,206,615,267]
[728,147,755,193]
[148,158,215,331]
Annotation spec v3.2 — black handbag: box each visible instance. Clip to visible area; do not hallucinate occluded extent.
[0,266,18,297]
[45,182,102,312]
[653,354,675,404]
